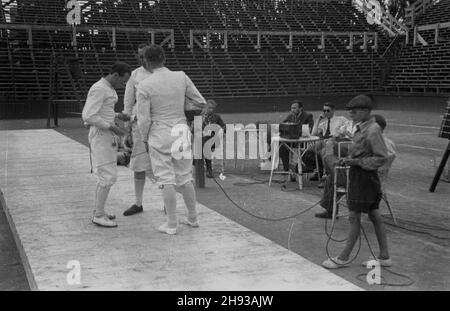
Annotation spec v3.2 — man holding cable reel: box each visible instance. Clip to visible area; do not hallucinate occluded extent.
[321,95,391,269]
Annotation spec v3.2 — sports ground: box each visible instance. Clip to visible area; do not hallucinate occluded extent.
[1,104,449,291]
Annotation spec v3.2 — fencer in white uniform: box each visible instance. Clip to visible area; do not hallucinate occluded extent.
[122,44,154,216]
[82,62,131,227]
[136,44,206,235]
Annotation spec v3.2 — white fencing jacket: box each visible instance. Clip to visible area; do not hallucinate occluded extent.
[123,66,152,120]
[136,67,206,142]
[82,78,117,130]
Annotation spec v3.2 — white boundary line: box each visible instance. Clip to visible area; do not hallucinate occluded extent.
[390,122,440,130]
[396,144,443,152]
[389,132,435,136]
[385,122,444,152]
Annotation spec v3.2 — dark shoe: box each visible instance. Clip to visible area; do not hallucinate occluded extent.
[309,173,319,181]
[206,168,213,178]
[315,211,333,219]
[123,204,143,216]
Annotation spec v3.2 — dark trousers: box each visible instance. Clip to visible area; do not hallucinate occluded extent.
[302,149,323,175]
[279,143,297,171]
[280,143,322,174]
[320,155,347,213]
[320,171,347,213]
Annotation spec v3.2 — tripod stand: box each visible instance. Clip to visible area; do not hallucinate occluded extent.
[429,141,450,192]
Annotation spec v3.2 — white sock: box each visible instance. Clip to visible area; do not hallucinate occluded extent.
[134,178,145,207]
[179,182,197,222]
[161,185,177,228]
[94,184,110,217]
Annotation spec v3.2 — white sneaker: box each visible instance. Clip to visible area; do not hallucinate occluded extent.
[322,257,349,269]
[92,215,118,228]
[179,217,199,228]
[158,223,177,235]
[92,211,115,220]
[361,257,392,267]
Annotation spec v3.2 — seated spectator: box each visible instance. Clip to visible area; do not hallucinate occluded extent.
[311,103,352,139]
[306,102,352,182]
[202,99,226,178]
[279,100,314,181]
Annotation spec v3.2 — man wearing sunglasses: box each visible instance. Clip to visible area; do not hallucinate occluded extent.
[307,103,352,184]
[312,103,351,139]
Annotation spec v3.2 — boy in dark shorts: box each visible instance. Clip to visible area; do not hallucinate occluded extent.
[322,95,391,269]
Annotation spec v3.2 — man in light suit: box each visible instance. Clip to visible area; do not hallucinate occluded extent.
[121,43,154,216]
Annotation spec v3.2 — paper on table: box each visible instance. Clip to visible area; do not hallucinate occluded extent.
[302,124,311,137]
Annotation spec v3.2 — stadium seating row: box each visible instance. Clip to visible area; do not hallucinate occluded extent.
[386,0,450,93]
[0,0,393,116]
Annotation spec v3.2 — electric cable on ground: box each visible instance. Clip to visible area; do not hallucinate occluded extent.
[212,170,416,287]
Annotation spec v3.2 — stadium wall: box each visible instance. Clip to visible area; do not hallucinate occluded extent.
[1,94,448,120]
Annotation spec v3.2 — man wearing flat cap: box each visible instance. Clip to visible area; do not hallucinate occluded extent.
[321,94,392,269]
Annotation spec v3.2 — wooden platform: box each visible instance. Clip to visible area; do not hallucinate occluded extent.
[0,129,362,291]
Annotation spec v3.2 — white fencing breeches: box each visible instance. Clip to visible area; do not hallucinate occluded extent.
[89,127,117,187]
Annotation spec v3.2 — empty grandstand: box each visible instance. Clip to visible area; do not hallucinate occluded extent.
[386,0,450,93]
[1,0,448,118]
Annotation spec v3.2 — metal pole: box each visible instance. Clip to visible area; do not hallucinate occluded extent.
[47,55,54,128]
[429,141,450,192]
[371,47,374,93]
[54,67,59,127]
[194,159,205,188]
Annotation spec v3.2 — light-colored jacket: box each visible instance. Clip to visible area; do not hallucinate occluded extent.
[82,78,117,130]
[136,67,206,142]
[378,135,397,182]
[312,115,352,138]
[123,66,152,120]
